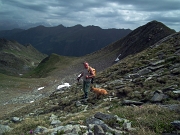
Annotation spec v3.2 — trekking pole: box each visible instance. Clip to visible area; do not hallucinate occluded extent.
[75,81,78,94]
[75,73,81,94]
[75,76,80,94]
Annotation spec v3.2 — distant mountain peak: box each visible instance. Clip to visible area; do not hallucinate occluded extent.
[71,24,83,28]
[57,24,65,28]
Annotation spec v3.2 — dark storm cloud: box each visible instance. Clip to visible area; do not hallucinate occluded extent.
[0,0,179,31]
[1,0,48,12]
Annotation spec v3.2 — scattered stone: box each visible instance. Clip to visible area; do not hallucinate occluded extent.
[170,121,180,135]
[123,122,131,129]
[75,101,82,107]
[148,65,165,71]
[94,125,105,135]
[171,67,180,75]
[51,120,61,126]
[150,60,165,66]
[171,120,180,130]
[150,91,167,102]
[11,117,22,123]
[86,117,104,125]
[173,90,180,94]
[50,114,58,121]
[34,126,48,134]
[137,68,152,75]
[94,112,116,121]
[160,104,180,112]
[122,100,144,105]
[0,124,13,135]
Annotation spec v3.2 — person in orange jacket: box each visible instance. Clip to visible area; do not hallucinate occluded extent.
[77,62,95,101]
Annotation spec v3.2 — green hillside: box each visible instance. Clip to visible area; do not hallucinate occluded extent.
[0,38,47,76]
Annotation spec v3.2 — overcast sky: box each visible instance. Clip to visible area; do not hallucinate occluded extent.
[0,0,180,31]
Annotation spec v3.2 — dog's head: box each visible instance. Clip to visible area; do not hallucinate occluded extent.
[90,86,94,92]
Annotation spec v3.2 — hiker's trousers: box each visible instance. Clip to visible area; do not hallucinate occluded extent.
[83,81,91,98]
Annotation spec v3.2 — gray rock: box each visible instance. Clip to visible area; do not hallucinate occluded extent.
[34,126,48,134]
[94,125,105,135]
[94,112,116,121]
[99,123,124,134]
[148,65,165,71]
[162,85,178,92]
[62,125,81,134]
[50,114,58,120]
[86,117,104,125]
[173,90,180,94]
[171,67,180,75]
[150,60,165,66]
[11,117,22,123]
[175,49,180,55]
[0,124,13,135]
[150,91,167,102]
[137,68,152,75]
[122,122,135,131]
[122,100,144,105]
[171,120,180,130]
[160,104,180,112]
[51,120,61,126]
[75,101,82,107]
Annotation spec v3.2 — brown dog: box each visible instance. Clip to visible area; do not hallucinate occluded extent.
[90,86,108,98]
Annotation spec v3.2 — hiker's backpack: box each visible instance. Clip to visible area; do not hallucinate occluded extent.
[88,66,96,84]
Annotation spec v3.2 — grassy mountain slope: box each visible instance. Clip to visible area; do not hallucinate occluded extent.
[2,31,180,135]
[0,38,47,76]
[24,53,78,78]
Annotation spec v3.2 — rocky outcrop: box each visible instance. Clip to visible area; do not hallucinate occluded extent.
[0,112,135,135]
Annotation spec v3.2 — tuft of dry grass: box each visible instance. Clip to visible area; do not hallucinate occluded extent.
[110,104,180,135]
[4,117,50,135]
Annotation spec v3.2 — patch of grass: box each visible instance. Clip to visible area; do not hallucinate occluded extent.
[110,104,179,135]
[57,130,65,135]
[0,73,48,89]
[4,118,49,135]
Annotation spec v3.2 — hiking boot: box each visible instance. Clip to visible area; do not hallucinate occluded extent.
[81,97,88,103]
[82,99,88,105]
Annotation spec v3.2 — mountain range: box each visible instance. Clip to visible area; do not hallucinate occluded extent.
[0,24,131,56]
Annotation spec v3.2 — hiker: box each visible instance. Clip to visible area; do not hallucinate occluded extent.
[77,62,95,100]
